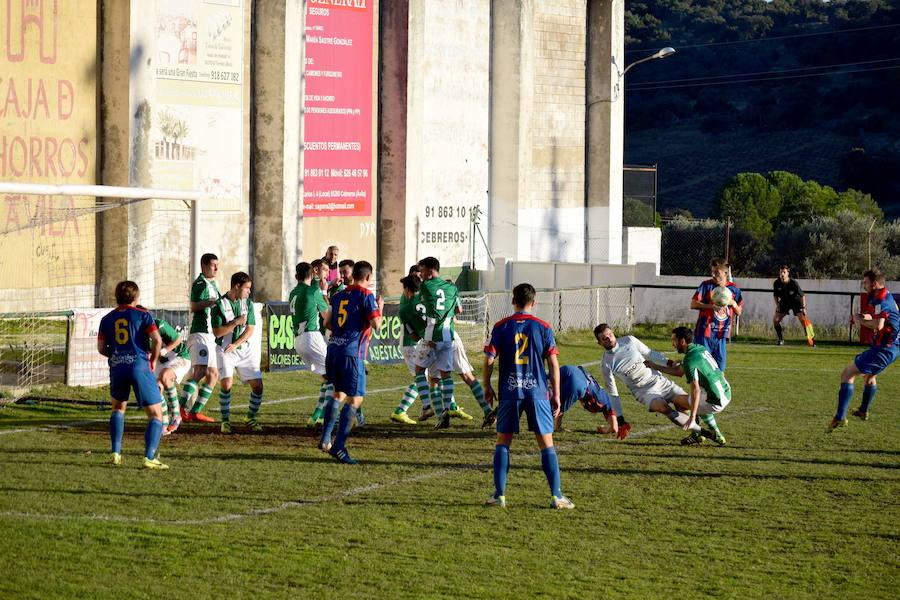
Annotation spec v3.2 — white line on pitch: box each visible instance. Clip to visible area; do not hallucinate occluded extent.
[0,406,769,525]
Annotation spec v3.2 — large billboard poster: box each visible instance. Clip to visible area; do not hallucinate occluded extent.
[130,0,244,211]
[0,0,98,311]
[302,0,374,218]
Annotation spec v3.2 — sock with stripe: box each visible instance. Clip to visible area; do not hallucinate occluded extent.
[441,377,455,415]
[860,385,877,413]
[492,444,509,499]
[700,414,723,438]
[164,386,179,420]
[248,391,263,418]
[332,404,356,450]
[109,411,125,454]
[191,384,214,414]
[144,418,163,460]
[218,390,232,422]
[468,380,489,415]
[181,380,198,411]
[414,373,430,410]
[540,446,563,498]
[320,398,341,445]
[836,382,854,421]
[315,382,330,414]
[395,383,418,414]
[431,385,445,417]
[159,392,169,426]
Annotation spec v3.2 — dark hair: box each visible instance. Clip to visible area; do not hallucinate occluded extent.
[353,260,373,280]
[863,268,885,285]
[418,256,440,272]
[231,271,252,288]
[400,275,420,293]
[779,265,790,271]
[295,262,311,281]
[201,253,218,266]
[338,259,355,269]
[512,283,536,308]
[310,259,325,271]
[672,326,693,343]
[115,280,140,305]
[593,323,610,338]
[710,257,728,270]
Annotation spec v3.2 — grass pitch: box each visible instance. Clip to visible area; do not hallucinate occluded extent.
[0,334,897,599]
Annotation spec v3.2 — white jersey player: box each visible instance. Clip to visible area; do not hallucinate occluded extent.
[594,323,704,434]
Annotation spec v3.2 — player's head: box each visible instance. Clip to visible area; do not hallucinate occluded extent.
[400,275,419,298]
[295,262,312,282]
[200,253,219,278]
[353,260,374,285]
[115,280,140,306]
[325,245,339,263]
[512,283,536,311]
[710,257,728,282]
[418,257,440,280]
[671,326,693,353]
[593,323,616,350]
[230,271,252,298]
[339,259,355,282]
[863,268,885,293]
[310,259,326,278]
[778,265,790,282]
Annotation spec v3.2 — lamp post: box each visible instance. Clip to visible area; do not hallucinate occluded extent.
[611,46,675,101]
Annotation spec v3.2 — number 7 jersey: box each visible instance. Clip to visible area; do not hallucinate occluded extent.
[484,312,558,401]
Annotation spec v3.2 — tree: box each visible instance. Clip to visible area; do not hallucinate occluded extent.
[714,172,781,250]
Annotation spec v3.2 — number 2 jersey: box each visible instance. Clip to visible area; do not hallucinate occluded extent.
[328,284,381,359]
[98,306,158,371]
[419,277,459,343]
[484,312,558,401]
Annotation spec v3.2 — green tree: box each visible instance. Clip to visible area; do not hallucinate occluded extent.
[714,172,781,249]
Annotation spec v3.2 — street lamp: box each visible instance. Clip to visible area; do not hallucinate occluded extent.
[610,47,676,101]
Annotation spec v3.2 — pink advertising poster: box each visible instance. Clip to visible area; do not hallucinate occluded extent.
[303,0,374,217]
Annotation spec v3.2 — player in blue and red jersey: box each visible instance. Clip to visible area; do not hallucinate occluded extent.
[691,257,743,371]
[556,365,621,436]
[829,268,900,431]
[96,281,168,469]
[319,260,384,463]
[482,283,574,509]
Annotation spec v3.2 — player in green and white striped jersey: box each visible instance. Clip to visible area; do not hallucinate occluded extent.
[289,262,332,427]
[181,253,221,423]
[153,314,191,434]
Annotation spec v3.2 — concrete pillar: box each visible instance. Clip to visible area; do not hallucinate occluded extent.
[489,0,534,263]
[98,0,131,306]
[585,0,624,264]
[251,1,304,301]
[377,0,410,298]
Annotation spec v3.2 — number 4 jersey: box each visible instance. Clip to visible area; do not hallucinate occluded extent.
[484,312,558,401]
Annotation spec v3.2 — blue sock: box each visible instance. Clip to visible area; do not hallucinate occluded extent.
[320,398,341,445]
[109,411,125,454]
[860,385,877,413]
[541,446,562,498]
[493,444,510,498]
[836,382,854,421]
[333,404,356,450]
[144,418,163,460]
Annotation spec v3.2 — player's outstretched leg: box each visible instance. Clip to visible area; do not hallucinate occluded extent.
[853,384,876,421]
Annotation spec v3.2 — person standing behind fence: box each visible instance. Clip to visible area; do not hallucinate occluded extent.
[690,257,742,371]
[773,266,814,346]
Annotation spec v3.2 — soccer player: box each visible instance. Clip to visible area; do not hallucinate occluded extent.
[829,268,899,430]
[557,365,619,435]
[648,327,731,446]
[328,259,355,298]
[97,281,168,469]
[483,283,574,509]
[773,265,814,346]
[319,261,384,464]
[211,272,263,433]
[289,261,332,427]
[691,257,743,371]
[310,258,330,296]
[181,253,221,423]
[151,312,191,435]
[413,257,462,429]
[392,274,428,424]
[596,324,709,440]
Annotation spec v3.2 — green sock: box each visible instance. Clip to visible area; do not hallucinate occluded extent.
[159,391,169,426]
[164,386,179,418]
[181,380,198,411]
[468,380,489,414]
[395,383,418,414]
[700,414,722,438]
[219,390,232,422]
[191,384,214,413]
[248,391,263,418]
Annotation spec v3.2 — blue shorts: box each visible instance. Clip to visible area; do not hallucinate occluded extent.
[696,336,727,371]
[109,366,161,407]
[496,394,554,435]
[326,351,366,397]
[854,346,899,375]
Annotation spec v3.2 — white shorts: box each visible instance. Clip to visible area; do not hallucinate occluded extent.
[295,331,327,374]
[696,388,730,415]
[217,345,262,382]
[158,355,191,384]
[427,335,473,378]
[634,378,687,410]
[401,345,419,375]
[413,340,454,373]
[188,333,217,367]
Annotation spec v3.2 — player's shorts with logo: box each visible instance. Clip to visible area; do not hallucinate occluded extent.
[696,386,731,415]
[854,345,899,375]
[109,365,161,407]
[634,377,687,410]
[188,333,218,366]
[325,350,366,396]
[294,331,327,374]
[696,336,727,371]
[157,354,191,383]
[496,393,554,436]
[216,345,262,381]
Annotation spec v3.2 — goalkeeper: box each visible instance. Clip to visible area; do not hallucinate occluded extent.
[773,265,814,346]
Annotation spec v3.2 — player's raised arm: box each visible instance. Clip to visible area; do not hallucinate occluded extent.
[634,337,669,366]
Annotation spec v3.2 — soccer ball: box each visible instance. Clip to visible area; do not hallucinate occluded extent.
[711,286,733,307]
